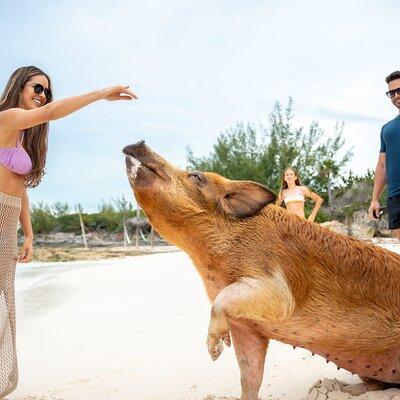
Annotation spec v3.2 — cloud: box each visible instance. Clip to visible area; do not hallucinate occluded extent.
[299,105,383,124]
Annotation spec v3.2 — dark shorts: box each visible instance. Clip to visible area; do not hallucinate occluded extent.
[387,195,400,230]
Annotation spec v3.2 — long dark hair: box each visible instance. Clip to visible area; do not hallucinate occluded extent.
[0,66,53,188]
[279,167,301,192]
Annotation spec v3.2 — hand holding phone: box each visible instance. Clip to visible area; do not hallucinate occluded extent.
[372,206,387,220]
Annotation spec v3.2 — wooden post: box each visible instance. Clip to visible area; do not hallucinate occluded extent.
[123,214,127,247]
[135,203,140,249]
[150,226,154,250]
[118,195,130,247]
[123,207,129,247]
[123,223,131,246]
[76,204,88,249]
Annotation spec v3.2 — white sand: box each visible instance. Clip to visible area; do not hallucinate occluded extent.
[7,248,400,400]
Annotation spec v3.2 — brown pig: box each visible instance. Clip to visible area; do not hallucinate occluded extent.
[123,140,400,400]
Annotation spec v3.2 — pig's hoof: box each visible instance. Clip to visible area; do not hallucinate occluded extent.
[206,314,230,361]
[207,339,224,361]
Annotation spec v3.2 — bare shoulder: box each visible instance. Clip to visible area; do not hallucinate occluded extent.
[0,109,21,142]
[299,186,310,194]
[0,106,48,131]
[0,108,22,126]
[0,107,22,118]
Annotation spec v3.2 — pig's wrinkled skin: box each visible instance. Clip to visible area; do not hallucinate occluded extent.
[123,141,400,400]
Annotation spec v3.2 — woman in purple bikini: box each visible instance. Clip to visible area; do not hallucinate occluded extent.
[0,65,137,397]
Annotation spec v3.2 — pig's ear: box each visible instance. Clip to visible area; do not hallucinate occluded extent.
[220,181,276,218]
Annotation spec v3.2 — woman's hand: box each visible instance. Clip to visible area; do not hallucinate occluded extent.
[19,237,33,263]
[99,85,138,101]
[303,186,323,223]
[368,200,381,220]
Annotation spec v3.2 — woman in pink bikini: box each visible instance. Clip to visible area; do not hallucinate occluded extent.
[276,167,323,222]
[0,65,137,397]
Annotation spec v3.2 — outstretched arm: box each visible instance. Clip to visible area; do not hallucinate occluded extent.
[0,85,137,132]
[303,186,323,222]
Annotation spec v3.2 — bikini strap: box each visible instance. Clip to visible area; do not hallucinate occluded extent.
[16,131,24,147]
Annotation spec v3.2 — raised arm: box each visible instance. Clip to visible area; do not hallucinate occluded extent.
[0,85,137,132]
[302,186,323,222]
[368,152,386,219]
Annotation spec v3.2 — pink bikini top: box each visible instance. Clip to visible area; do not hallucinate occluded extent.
[0,132,32,175]
[283,188,305,204]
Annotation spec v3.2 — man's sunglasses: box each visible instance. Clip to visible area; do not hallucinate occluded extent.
[26,83,52,100]
[386,88,400,98]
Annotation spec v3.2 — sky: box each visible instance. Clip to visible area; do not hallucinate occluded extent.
[0,0,398,211]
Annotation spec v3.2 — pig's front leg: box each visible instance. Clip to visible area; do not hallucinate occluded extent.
[207,300,232,360]
[231,323,268,400]
[206,274,293,360]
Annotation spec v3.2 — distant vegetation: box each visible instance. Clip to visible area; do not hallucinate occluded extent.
[29,197,139,235]
[187,99,379,223]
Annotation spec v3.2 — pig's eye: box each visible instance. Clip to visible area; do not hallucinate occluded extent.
[188,172,204,184]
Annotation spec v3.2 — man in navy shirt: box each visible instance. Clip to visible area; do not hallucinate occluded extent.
[369,71,400,239]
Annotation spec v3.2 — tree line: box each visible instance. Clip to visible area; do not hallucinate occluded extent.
[187,99,376,222]
[29,197,138,234]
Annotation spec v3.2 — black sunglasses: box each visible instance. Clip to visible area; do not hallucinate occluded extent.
[386,88,400,98]
[26,83,52,100]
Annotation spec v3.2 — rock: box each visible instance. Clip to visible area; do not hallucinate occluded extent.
[321,211,393,240]
[373,217,393,238]
[351,224,375,239]
[306,378,400,400]
[25,230,166,247]
[126,216,151,229]
[308,388,320,400]
[321,221,350,236]
[350,211,375,239]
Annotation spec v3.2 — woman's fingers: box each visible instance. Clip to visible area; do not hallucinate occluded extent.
[19,246,32,263]
[18,248,27,263]
[115,88,138,100]
[118,95,135,100]
[124,89,138,99]
[102,85,138,101]
[24,250,32,262]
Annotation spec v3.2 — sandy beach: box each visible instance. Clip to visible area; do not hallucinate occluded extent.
[7,247,400,400]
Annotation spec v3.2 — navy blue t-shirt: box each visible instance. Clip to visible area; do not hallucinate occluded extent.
[380,115,400,198]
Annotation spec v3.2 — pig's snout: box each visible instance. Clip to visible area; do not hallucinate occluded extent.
[122,140,146,156]
[123,141,171,185]
[125,154,142,181]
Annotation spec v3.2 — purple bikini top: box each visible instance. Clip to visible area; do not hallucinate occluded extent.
[0,132,32,175]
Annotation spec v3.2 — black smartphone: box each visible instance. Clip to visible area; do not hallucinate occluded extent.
[372,206,388,220]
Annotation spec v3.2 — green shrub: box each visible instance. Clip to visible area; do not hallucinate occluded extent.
[29,198,143,235]
[31,203,57,234]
